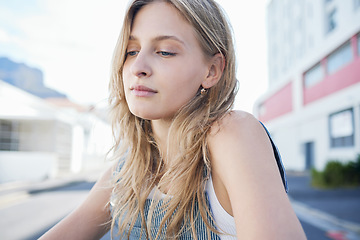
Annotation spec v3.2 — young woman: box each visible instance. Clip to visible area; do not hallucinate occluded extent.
[40,0,306,239]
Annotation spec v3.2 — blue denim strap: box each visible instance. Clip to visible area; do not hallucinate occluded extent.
[259,121,289,192]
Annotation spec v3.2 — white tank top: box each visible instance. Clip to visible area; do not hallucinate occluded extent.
[206,175,237,240]
[146,175,237,239]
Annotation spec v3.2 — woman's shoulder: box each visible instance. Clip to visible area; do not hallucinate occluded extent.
[207,110,274,171]
[209,110,264,143]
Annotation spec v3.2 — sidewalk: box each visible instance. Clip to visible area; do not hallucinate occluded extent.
[0,169,101,210]
[286,172,360,239]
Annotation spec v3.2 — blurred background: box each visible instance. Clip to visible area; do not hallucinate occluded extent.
[0,0,360,239]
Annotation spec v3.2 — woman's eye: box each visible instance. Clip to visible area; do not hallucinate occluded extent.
[158,51,176,57]
[126,51,138,56]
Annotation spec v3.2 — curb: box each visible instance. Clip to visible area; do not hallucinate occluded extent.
[0,191,30,210]
[0,178,90,210]
[0,169,104,210]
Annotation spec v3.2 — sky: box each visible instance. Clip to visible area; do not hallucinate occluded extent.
[0,0,270,113]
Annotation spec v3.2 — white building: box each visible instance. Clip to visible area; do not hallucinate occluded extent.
[254,0,360,171]
[0,80,112,183]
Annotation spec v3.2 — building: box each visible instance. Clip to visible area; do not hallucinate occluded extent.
[254,0,360,171]
[0,80,112,183]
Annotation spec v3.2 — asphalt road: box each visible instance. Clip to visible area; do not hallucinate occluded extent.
[287,174,360,240]
[0,181,92,240]
[287,174,360,223]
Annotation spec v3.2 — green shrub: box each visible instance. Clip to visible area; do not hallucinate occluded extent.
[343,155,360,185]
[311,168,325,188]
[311,155,360,188]
[323,161,344,187]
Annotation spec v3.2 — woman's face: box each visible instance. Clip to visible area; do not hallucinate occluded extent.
[122,1,210,121]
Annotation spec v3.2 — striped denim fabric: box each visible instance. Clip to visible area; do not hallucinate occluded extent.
[112,195,221,240]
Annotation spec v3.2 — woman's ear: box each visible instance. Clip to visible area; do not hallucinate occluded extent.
[202,53,225,89]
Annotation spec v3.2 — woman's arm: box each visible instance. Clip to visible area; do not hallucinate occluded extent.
[208,111,306,240]
[39,165,115,240]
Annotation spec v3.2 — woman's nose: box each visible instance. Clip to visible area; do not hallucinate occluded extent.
[130,51,152,78]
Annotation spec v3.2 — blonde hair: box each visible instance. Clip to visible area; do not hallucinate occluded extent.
[109,0,238,238]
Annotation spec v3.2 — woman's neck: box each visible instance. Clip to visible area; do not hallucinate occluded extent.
[151,119,172,158]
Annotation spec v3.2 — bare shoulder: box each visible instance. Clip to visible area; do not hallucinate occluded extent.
[208,110,268,153]
[207,109,277,191]
[210,110,262,133]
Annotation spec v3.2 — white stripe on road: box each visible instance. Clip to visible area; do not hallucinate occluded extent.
[0,191,30,210]
[290,198,360,240]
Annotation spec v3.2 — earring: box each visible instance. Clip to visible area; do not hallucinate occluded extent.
[200,87,207,96]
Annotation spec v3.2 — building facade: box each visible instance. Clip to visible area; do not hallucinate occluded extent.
[0,80,112,183]
[254,0,360,171]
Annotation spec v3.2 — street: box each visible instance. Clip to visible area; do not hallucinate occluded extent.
[0,175,359,240]
[0,182,92,240]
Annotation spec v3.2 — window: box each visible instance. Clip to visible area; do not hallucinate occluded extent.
[327,41,353,74]
[355,0,360,10]
[329,109,354,148]
[307,4,313,18]
[308,35,314,49]
[326,8,337,33]
[0,120,19,151]
[304,63,324,88]
[296,45,304,59]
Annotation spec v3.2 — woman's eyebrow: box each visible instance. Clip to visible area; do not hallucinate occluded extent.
[128,35,186,46]
[152,35,185,45]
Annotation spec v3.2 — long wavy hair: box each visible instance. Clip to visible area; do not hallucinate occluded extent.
[108,0,238,238]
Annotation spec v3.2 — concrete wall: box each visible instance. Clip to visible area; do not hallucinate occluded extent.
[0,151,58,183]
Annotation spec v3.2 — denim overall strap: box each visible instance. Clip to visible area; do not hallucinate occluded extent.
[259,121,289,192]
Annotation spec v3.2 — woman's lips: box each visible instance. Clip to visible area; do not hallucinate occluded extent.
[130,85,158,97]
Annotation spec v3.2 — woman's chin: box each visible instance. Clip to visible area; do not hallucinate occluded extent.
[130,109,175,122]
[130,109,157,120]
